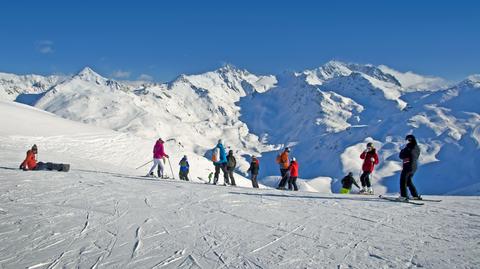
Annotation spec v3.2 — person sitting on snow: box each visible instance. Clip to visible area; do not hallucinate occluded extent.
[340,172,360,194]
[19,144,69,172]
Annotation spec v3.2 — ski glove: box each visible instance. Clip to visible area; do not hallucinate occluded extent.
[370,157,375,162]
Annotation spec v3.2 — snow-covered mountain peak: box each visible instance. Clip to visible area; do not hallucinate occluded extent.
[172,65,276,97]
[464,74,480,87]
[378,65,450,91]
[323,60,351,71]
[302,61,352,85]
[301,60,401,88]
[75,67,106,82]
[214,63,247,75]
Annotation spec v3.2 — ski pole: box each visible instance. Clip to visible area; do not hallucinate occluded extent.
[136,159,152,170]
[167,157,175,179]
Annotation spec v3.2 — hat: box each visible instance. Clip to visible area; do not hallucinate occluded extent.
[218,139,223,144]
[348,172,353,176]
[291,157,296,162]
[366,142,373,148]
[405,134,416,141]
[285,147,290,152]
[228,150,233,154]
[405,134,417,145]
[32,144,38,151]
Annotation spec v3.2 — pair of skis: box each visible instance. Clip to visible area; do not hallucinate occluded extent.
[378,195,442,205]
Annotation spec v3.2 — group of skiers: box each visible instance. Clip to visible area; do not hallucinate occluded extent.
[19,134,422,200]
[143,134,422,200]
[339,135,422,200]
[209,140,299,190]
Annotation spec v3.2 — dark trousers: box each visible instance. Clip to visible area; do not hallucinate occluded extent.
[400,169,419,198]
[214,163,229,184]
[360,171,371,187]
[35,162,64,171]
[288,176,298,191]
[179,170,189,181]
[251,174,259,188]
[278,168,289,188]
[227,167,236,186]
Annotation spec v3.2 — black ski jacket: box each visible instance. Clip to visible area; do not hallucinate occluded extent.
[247,160,259,175]
[341,175,360,189]
[399,143,420,172]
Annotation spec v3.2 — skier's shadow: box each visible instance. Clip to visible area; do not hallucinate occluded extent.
[229,191,388,203]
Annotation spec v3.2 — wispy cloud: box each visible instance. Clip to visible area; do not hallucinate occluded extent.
[112,70,131,79]
[35,40,54,54]
[138,74,153,81]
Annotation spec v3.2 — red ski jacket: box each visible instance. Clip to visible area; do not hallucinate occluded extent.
[289,161,299,177]
[20,150,37,170]
[360,150,379,172]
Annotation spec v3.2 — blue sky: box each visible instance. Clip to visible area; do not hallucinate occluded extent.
[0,0,478,82]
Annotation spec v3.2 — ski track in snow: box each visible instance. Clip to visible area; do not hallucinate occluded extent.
[1,154,480,268]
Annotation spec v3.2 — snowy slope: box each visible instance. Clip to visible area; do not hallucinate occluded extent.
[0,101,263,188]
[1,62,479,195]
[1,139,479,268]
[0,101,331,192]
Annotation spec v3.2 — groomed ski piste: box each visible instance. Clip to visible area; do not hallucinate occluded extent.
[1,100,480,268]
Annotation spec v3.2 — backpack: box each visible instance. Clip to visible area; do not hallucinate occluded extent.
[211,147,220,162]
[227,156,236,168]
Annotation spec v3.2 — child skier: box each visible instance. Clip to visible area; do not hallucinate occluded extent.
[178,155,189,181]
[288,157,299,191]
[340,172,360,194]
